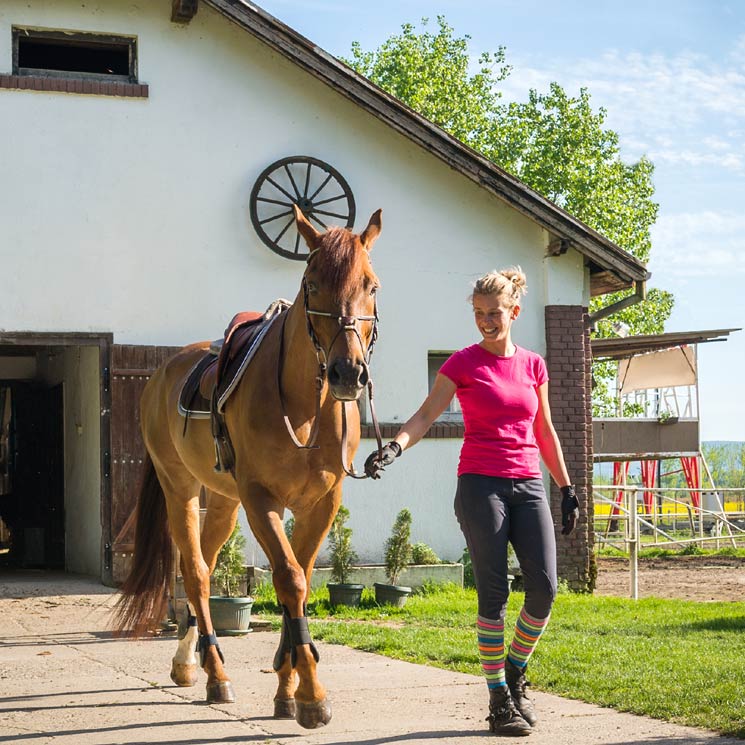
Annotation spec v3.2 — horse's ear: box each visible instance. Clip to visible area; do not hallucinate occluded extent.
[360,209,382,251]
[294,204,321,249]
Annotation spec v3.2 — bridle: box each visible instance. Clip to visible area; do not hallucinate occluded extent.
[276,248,383,478]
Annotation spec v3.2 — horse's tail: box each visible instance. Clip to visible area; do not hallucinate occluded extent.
[112,453,172,636]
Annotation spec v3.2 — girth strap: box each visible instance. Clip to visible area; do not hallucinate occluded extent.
[272,605,320,671]
[197,632,225,668]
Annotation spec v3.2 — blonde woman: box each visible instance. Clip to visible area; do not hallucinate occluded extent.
[365,268,578,736]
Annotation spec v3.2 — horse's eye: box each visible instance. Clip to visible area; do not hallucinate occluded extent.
[370,286,378,296]
[306,281,318,294]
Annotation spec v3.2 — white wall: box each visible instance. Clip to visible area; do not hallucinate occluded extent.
[0,0,588,567]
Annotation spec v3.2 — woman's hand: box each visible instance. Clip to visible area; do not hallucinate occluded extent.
[560,485,580,535]
[364,441,402,479]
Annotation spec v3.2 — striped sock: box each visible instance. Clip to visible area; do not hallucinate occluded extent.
[477,615,506,689]
[507,607,550,668]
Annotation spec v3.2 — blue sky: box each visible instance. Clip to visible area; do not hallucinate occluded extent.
[257,0,744,441]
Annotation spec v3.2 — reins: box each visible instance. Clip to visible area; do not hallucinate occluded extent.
[276,249,383,477]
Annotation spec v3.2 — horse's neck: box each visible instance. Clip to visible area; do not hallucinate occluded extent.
[280,303,335,420]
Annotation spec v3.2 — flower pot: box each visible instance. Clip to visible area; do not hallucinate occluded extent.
[327,582,364,608]
[374,582,412,607]
[208,596,254,636]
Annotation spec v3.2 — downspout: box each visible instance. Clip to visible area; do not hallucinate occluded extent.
[588,279,647,329]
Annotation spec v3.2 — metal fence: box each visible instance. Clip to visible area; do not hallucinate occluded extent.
[593,484,745,599]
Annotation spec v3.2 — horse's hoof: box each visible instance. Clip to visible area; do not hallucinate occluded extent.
[273,698,296,719]
[206,680,236,704]
[295,698,332,729]
[170,662,198,687]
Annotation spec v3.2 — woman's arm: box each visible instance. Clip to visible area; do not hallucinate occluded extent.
[363,373,456,478]
[392,373,457,452]
[533,382,571,488]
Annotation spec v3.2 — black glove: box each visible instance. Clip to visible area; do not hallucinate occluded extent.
[560,485,580,536]
[364,441,402,479]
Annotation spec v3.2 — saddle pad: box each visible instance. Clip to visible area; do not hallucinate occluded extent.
[178,352,216,418]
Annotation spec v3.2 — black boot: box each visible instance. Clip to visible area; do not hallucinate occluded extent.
[487,686,532,736]
[505,659,537,727]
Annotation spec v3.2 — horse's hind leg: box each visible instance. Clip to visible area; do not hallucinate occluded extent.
[158,468,236,703]
[170,490,240,690]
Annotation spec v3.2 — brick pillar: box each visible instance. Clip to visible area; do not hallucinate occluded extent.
[544,306,595,591]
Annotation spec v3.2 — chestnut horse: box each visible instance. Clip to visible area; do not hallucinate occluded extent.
[114,206,382,729]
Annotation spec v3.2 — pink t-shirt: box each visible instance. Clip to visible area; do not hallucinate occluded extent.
[439,344,548,478]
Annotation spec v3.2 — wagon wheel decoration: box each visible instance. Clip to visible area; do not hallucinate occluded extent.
[249,156,356,261]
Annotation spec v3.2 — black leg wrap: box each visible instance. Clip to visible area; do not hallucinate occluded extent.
[177,609,198,640]
[272,607,291,672]
[272,605,320,671]
[197,632,225,668]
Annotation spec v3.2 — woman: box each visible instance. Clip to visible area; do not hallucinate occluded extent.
[364,268,579,736]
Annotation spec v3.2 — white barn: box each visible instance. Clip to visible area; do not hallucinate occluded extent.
[0,0,648,588]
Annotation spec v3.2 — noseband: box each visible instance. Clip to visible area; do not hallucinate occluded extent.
[276,250,383,478]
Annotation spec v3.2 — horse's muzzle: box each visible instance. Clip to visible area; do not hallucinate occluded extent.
[327,358,368,401]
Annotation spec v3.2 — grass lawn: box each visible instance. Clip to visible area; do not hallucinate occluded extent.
[253,583,745,738]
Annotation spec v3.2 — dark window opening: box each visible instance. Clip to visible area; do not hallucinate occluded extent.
[13,28,137,82]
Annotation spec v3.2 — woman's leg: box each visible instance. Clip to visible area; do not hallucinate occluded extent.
[455,475,531,735]
[505,478,558,725]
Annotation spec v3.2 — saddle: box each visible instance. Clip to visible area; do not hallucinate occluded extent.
[178,299,291,473]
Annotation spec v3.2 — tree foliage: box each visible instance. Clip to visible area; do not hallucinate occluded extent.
[212,524,247,597]
[384,508,413,585]
[344,18,675,413]
[327,504,358,584]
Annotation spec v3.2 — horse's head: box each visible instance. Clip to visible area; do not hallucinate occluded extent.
[294,205,382,401]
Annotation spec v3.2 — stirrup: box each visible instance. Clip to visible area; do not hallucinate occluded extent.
[272,605,320,671]
[197,632,225,667]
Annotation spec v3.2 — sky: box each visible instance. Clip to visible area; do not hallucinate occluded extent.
[256,0,745,441]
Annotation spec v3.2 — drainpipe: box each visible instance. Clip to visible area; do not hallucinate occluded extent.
[588,280,647,330]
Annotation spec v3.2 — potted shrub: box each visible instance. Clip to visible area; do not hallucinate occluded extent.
[374,508,413,607]
[326,505,364,607]
[209,523,254,635]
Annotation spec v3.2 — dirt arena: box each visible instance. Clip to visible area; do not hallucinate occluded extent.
[594,555,745,602]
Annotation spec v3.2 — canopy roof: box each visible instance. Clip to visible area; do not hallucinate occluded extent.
[591,328,740,361]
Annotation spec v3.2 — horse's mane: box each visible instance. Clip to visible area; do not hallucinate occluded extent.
[315,227,378,302]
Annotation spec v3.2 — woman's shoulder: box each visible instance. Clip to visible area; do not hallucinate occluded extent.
[515,346,548,382]
[445,344,482,363]
[515,346,545,363]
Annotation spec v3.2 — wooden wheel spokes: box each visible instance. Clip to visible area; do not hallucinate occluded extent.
[250,156,356,260]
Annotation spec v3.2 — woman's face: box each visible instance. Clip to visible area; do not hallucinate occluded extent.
[472,293,519,343]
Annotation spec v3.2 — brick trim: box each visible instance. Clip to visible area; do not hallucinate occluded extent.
[360,421,464,440]
[545,305,595,592]
[0,75,148,98]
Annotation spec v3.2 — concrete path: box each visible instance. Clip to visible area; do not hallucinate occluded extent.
[0,572,740,745]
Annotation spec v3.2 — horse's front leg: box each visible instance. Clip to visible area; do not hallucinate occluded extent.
[242,485,338,729]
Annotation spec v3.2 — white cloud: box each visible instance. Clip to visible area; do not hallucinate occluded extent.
[499,42,745,173]
[650,211,745,278]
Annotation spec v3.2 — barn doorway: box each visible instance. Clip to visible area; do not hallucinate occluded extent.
[0,334,111,575]
[0,382,64,567]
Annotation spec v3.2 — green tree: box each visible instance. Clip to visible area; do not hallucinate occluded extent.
[327,504,358,584]
[347,17,510,153]
[344,18,674,414]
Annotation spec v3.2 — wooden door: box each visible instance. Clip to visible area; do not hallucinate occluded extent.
[108,344,180,585]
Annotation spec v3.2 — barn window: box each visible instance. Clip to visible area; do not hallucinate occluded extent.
[13,27,137,81]
[1,27,147,97]
[428,352,462,421]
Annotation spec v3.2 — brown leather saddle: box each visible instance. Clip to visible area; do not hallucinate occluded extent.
[178,299,291,472]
